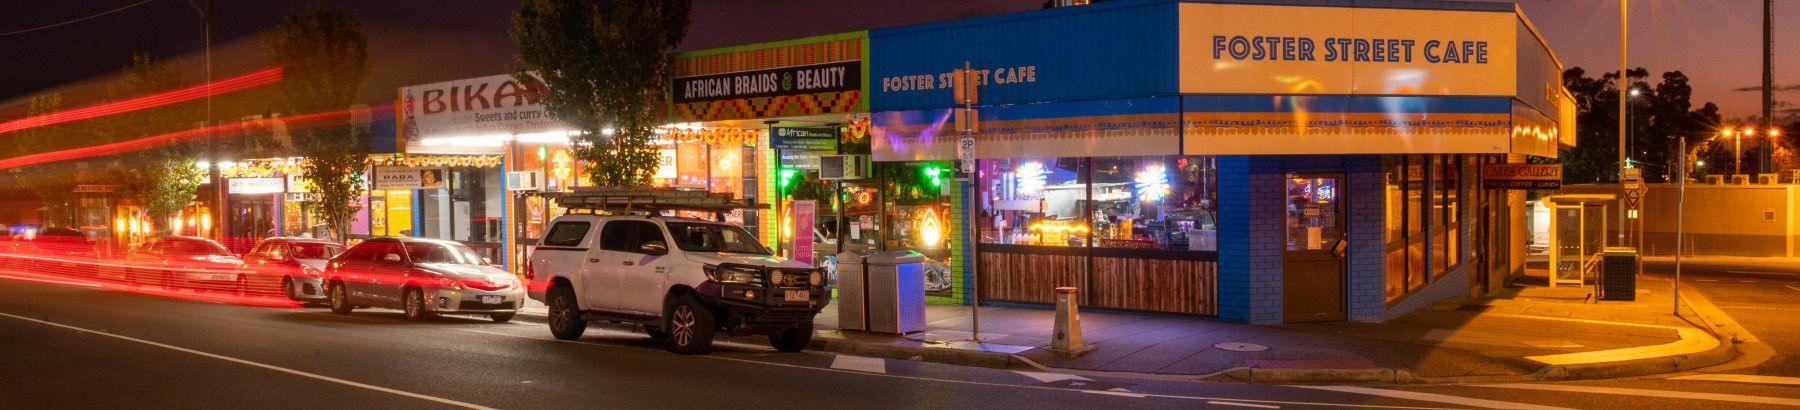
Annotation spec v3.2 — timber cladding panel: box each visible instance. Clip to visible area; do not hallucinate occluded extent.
[977,249,1219,316]
[978,252,1082,305]
[1089,256,1216,315]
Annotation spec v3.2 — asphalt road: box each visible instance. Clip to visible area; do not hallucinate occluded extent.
[0,268,1797,409]
[1643,259,1800,378]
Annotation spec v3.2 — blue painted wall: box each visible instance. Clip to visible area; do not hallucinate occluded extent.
[869,0,1179,112]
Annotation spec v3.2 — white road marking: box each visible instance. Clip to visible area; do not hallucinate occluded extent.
[1296,386,1570,410]
[1669,373,1800,386]
[0,312,496,410]
[1013,370,1092,383]
[1469,383,1800,407]
[1082,390,1147,398]
[1208,401,1281,409]
[830,354,887,373]
[1785,284,1800,292]
[459,329,1457,409]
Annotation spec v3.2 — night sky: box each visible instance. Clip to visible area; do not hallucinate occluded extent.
[0,0,1793,120]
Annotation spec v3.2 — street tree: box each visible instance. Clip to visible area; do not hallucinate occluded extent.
[107,53,206,233]
[1558,67,1722,183]
[509,0,692,186]
[262,4,371,242]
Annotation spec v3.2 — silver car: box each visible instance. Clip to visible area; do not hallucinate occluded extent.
[242,238,346,302]
[324,237,524,322]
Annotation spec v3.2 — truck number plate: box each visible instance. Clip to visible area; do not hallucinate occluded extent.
[783,290,809,302]
[480,295,502,305]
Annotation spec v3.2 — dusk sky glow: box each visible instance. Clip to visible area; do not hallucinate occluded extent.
[0,0,1793,119]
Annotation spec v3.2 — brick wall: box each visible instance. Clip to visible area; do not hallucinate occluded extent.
[1345,155,1387,322]
[1217,156,1285,324]
[929,179,970,305]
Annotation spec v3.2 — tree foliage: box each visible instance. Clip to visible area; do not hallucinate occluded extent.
[1558,67,1723,183]
[262,4,370,242]
[107,53,206,230]
[509,0,692,186]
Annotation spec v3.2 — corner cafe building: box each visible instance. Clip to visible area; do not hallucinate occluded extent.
[863,0,1573,323]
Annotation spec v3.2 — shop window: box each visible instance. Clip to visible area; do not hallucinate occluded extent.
[1383,156,1407,302]
[1407,156,1428,293]
[978,157,1088,247]
[1090,156,1218,251]
[1442,155,1461,274]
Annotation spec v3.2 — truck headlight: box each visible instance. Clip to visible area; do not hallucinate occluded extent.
[770,271,785,286]
[809,271,822,286]
[705,264,761,285]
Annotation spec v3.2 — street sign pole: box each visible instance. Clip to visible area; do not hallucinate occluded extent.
[1675,138,1685,315]
[954,61,981,342]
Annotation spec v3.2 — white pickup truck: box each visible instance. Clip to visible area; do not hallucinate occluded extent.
[526,213,828,354]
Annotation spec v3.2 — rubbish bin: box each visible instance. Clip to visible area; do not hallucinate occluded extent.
[865,250,927,334]
[1601,247,1638,301]
[836,251,869,331]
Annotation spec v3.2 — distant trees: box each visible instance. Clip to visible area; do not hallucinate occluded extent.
[262,4,370,242]
[509,0,692,186]
[1559,67,1722,183]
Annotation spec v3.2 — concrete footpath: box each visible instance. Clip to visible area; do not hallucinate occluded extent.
[518,271,1738,384]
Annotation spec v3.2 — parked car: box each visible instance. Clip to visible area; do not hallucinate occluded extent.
[242,237,345,302]
[124,236,247,292]
[527,214,828,354]
[324,237,523,322]
[12,227,101,276]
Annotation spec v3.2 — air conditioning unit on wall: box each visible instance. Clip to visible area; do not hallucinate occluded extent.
[820,155,870,180]
[506,171,543,191]
[1758,173,1779,185]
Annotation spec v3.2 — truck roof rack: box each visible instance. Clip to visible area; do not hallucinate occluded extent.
[554,187,766,218]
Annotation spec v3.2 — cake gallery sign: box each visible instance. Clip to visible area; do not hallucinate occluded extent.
[674,61,859,104]
[400,73,560,141]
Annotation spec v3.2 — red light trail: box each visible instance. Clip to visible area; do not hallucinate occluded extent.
[0,67,284,136]
[0,105,393,171]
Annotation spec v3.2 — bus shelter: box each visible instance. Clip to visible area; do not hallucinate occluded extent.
[1542,194,1614,288]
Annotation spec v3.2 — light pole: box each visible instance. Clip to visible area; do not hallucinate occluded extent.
[1617,0,1629,246]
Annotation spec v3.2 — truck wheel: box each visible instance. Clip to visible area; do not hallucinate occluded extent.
[328,281,353,315]
[664,295,715,355]
[546,285,586,340]
[402,288,433,321]
[768,322,814,352]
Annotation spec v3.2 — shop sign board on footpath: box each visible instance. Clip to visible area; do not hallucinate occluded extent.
[792,200,816,265]
[1481,163,1562,189]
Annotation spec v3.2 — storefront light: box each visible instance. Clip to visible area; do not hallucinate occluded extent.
[1015,161,1047,195]
[917,207,943,247]
[1134,164,1170,202]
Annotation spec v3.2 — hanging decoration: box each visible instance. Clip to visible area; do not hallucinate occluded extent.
[370,154,503,168]
[661,127,763,147]
[843,115,871,144]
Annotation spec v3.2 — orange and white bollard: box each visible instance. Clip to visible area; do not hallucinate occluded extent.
[1049,286,1095,357]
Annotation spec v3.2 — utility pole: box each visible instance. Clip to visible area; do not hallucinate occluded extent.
[953,61,981,342]
[204,0,223,242]
[1617,0,1628,246]
[1761,0,1774,174]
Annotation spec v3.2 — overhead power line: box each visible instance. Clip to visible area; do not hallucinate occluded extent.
[0,0,156,38]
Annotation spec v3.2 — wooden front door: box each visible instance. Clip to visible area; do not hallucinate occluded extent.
[1283,173,1348,323]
